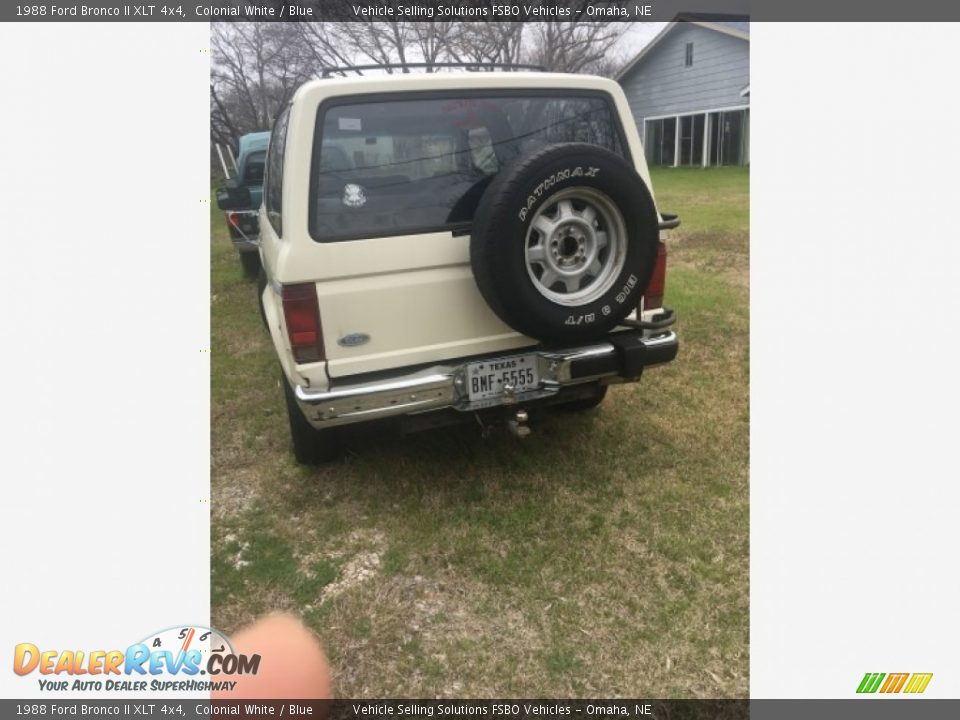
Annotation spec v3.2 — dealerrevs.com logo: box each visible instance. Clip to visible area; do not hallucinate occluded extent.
[857,672,933,694]
[13,625,259,693]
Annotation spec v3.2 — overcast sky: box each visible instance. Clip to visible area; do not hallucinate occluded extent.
[617,21,667,65]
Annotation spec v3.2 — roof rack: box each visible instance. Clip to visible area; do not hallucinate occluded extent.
[321,62,546,78]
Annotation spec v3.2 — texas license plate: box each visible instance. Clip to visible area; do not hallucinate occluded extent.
[466,354,540,401]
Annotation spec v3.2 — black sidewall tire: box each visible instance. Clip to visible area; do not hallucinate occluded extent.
[471,143,659,344]
[281,373,341,464]
[256,268,268,330]
[240,251,261,278]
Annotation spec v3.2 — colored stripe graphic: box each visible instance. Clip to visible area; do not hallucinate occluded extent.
[857,672,933,694]
[903,673,933,694]
[857,673,885,693]
[880,673,909,693]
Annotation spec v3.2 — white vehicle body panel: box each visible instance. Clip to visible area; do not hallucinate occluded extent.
[259,73,658,389]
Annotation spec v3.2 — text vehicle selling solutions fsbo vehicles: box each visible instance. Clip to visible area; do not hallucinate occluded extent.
[255,68,679,463]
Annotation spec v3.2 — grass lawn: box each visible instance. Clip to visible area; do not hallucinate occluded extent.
[210,166,749,697]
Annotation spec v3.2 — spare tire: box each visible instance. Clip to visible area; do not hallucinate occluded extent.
[470,143,660,344]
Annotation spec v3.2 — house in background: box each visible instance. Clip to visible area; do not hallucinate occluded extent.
[617,16,749,167]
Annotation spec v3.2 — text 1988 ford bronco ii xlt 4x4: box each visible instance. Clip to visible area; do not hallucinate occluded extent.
[257,69,679,463]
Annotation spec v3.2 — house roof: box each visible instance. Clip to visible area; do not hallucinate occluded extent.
[615,14,750,81]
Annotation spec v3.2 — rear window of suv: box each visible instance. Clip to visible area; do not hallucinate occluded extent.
[310,92,626,242]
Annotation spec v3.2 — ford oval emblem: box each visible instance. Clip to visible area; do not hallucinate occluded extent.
[338,332,370,348]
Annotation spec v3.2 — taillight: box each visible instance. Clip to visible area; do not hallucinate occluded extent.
[226,211,241,229]
[642,241,667,310]
[281,284,325,364]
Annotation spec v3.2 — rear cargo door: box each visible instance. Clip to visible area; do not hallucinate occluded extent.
[306,92,627,378]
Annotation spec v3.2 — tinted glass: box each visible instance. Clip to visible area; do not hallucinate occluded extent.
[242,151,265,186]
[265,107,289,235]
[311,94,624,241]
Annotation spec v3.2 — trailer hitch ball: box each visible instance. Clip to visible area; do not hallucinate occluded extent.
[507,409,531,438]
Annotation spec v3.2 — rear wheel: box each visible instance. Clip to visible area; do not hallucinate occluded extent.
[281,373,342,464]
[256,268,268,329]
[240,251,261,278]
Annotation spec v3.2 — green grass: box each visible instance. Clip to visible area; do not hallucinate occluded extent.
[210,166,749,697]
[650,166,749,235]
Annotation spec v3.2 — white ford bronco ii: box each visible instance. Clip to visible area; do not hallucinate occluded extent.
[257,69,679,463]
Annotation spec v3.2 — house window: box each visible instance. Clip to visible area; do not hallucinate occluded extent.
[679,114,705,166]
[644,117,676,166]
[645,109,749,168]
[708,109,748,166]
[685,42,694,67]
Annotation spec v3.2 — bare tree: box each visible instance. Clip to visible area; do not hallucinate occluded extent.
[526,19,629,75]
[210,18,637,156]
[334,20,413,70]
[409,22,460,70]
[210,23,314,150]
[439,22,527,66]
[294,19,459,74]
[293,22,360,74]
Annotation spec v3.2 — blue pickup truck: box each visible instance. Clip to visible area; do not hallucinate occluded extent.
[216,131,270,276]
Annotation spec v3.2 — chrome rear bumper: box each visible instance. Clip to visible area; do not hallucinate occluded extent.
[227,210,260,251]
[234,238,260,253]
[294,330,678,429]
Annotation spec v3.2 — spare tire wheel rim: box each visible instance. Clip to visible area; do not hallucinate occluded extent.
[524,186,628,306]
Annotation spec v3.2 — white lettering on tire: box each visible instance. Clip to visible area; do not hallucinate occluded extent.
[564,312,597,326]
[615,274,639,304]
[518,166,599,221]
